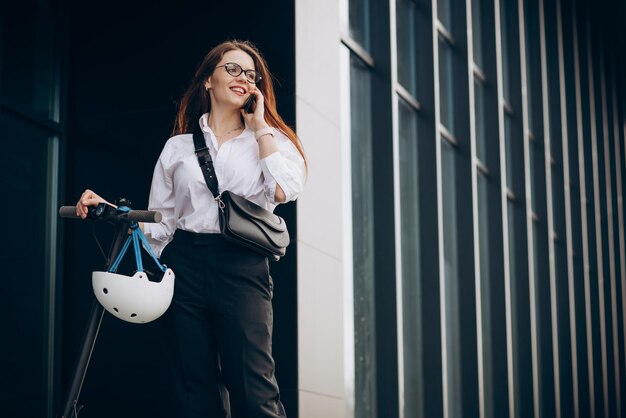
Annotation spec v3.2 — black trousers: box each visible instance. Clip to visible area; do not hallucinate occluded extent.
[159,229,286,418]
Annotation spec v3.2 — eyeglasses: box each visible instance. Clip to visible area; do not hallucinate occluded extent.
[215,62,262,84]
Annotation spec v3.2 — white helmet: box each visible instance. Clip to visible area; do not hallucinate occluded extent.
[92,269,175,324]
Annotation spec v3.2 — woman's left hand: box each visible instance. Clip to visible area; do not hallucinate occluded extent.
[242,88,286,203]
[241,88,269,131]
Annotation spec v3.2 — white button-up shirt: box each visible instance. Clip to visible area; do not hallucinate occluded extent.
[143,113,306,256]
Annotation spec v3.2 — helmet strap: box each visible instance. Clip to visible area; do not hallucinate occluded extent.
[107,206,168,274]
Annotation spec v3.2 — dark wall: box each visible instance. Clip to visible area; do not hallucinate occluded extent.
[62,1,297,416]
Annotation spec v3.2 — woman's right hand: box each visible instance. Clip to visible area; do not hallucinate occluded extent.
[76,189,115,219]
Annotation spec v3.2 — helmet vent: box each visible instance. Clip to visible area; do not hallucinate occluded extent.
[113,307,119,312]
[103,288,108,294]
[131,313,137,318]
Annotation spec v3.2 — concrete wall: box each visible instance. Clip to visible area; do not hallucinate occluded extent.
[296,0,351,416]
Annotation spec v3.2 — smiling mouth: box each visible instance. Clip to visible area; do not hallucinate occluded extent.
[230,86,246,95]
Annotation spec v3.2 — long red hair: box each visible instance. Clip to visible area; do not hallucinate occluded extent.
[172,40,306,166]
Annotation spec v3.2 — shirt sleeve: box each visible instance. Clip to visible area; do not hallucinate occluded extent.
[142,142,177,258]
[260,129,306,205]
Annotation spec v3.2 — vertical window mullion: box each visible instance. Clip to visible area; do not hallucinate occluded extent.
[587,27,609,418]
[347,1,377,417]
[516,0,544,416]
[437,1,480,417]
[395,0,426,417]
[556,0,584,416]
[540,0,573,416]
[580,15,605,418]
[612,68,626,415]
[471,0,510,416]
[571,6,596,417]
[524,0,557,415]
[602,57,623,418]
[611,66,626,418]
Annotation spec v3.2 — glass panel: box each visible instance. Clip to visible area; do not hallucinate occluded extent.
[506,199,521,418]
[505,114,514,191]
[530,140,538,213]
[398,98,423,418]
[523,0,535,133]
[566,113,588,415]
[478,172,493,418]
[1,0,59,121]
[442,141,462,418]
[531,219,556,418]
[532,222,542,335]
[500,0,511,103]
[548,109,561,166]
[439,37,455,135]
[350,54,377,418]
[349,0,371,52]
[475,79,487,164]
[397,0,418,96]
[471,0,483,69]
[0,112,53,417]
[437,0,452,30]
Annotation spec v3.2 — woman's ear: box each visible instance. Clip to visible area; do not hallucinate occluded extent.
[205,78,211,91]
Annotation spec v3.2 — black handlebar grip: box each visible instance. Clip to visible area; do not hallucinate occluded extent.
[127,210,162,223]
[59,206,81,219]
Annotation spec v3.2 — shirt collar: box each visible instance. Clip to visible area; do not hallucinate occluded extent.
[199,112,254,138]
[199,113,212,134]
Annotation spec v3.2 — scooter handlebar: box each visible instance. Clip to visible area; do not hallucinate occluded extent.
[127,210,162,223]
[58,206,162,223]
[58,206,81,219]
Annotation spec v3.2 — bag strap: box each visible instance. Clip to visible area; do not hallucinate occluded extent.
[193,125,220,198]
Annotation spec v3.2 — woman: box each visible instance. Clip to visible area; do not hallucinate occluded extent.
[76,39,306,418]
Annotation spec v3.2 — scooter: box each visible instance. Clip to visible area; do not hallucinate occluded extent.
[57,198,163,418]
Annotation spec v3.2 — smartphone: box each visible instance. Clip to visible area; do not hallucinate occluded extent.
[243,95,256,114]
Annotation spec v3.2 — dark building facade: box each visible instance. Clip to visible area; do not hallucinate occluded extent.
[2,0,626,417]
[342,0,626,417]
